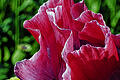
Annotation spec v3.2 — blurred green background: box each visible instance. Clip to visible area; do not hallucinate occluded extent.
[0,0,120,80]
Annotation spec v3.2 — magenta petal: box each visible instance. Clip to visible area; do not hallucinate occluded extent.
[54,6,63,28]
[15,24,70,79]
[63,33,119,80]
[79,20,105,47]
[77,10,106,26]
[15,1,72,79]
[105,34,119,60]
[112,34,120,49]
[14,52,55,80]
[46,0,60,8]
[14,45,66,80]
[64,45,120,80]
[71,0,87,19]
[112,34,120,56]
[41,0,61,9]
[62,0,73,28]
[62,31,74,62]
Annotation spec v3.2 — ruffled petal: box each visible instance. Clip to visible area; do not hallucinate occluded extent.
[47,5,84,50]
[71,0,88,19]
[78,20,105,47]
[105,34,119,60]
[63,34,120,80]
[15,2,71,79]
[46,0,61,8]
[77,10,106,26]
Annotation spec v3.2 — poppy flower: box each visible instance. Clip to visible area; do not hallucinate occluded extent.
[14,0,120,80]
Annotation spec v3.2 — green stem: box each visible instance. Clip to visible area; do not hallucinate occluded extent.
[14,0,20,50]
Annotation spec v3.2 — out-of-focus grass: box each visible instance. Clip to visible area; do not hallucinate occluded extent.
[0,0,120,79]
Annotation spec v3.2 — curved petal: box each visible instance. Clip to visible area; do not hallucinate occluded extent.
[77,10,106,26]
[15,2,71,79]
[47,6,83,51]
[39,0,61,10]
[46,0,61,8]
[71,0,88,19]
[63,34,120,80]
[78,20,105,47]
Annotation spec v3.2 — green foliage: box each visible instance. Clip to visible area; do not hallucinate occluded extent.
[0,65,9,80]
[0,68,8,80]
[0,0,120,79]
[11,49,25,65]
[85,0,101,13]
[3,46,10,61]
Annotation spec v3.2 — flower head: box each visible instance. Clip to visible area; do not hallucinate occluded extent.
[14,0,120,80]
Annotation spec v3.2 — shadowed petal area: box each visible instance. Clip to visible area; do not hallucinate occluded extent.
[112,34,120,57]
[112,34,120,49]
[63,33,120,80]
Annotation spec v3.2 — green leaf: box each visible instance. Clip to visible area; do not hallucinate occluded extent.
[11,49,25,65]
[0,11,5,23]
[21,36,32,42]
[0,68,8,74]
[0,67,8,80]
[18,0,33,12]
[18,44,32,52]
[85,0,101,13]
[0,75,7,80]
[3,18,12,26]
[111,10,120,27]
[105,0,116,12]
[0,0,6,9]
[2,37,8,42]
[3,46,10,61]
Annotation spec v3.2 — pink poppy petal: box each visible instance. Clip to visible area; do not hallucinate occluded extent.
[63,25,119,80]
[79,20,105,47]
[62,31,74,62]
[14,35,58,79]
[112,34,120,57]
[46,0,61,8]
[40,0,61,10]
[105,34,119,60]
[77,10,106,26]
[15,25,70,79]
[46,6,84,51]
[71,0,88,19]
[54,6,63,28]
[112,34,120,49]
[14,38,66,80]
[62,0,74,28]
[63,37,120,80]
[16,2,72,79]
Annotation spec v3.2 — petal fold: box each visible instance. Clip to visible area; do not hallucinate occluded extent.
[77,10,106,26]
[79,20,105,47]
